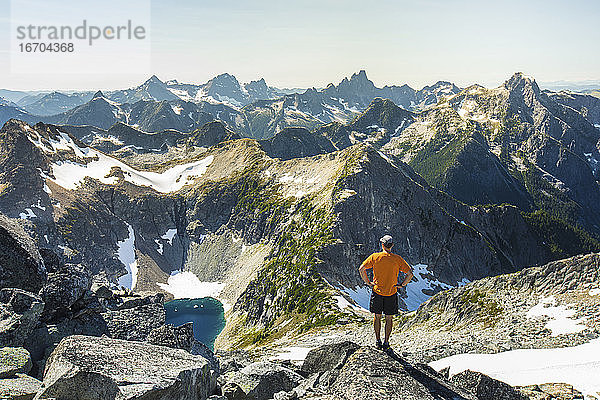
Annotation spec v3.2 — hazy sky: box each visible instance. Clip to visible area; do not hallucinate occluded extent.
[1,0,599,91]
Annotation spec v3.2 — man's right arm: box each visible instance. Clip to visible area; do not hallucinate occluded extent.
[359,258,374,287]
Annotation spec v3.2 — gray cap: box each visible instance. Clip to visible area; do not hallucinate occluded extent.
[380,234,393,246]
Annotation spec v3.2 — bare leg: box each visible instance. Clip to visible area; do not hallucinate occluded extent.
[384,315,393,344]
[373,314,382,341]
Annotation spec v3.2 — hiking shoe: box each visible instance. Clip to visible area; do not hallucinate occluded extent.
[382,342,391,352]
[375,339,383,350]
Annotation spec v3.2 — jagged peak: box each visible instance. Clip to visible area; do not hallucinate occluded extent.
[350,69,369,81]
[92,90,105,100]
[504,72,540,93]
[245,78,268,89]
[144,75,163,85]
[210,73,239,84]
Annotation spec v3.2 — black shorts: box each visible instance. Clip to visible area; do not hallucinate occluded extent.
[369,291,398,315]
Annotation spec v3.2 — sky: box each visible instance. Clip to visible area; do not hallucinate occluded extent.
[0,0,599,91]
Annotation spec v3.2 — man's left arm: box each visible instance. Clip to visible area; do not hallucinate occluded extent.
[395,260,414,288]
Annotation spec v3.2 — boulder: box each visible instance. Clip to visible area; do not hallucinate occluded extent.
[301,341,360,376]
[450,370,527,400]
[91,284,114,300]
[220,381,247,400]
[222,361,304,400]
[147,322,219,373]
[112,293,164,310]
[38,248,61,274]
[517,383,585,400]
[0,213,46,292]
[37,335,216,400]
[39,263,91,321]
[24,311,110,379]
[0,373,42,400]
[0,289,44,347]
[327,347,476,400]
[102,302,165,341]
[24,293,165,379]
[215,349,253,374]
[0,347,32,378]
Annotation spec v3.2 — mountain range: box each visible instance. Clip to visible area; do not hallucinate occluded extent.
[1,70,600,399]
[0,71,461,139]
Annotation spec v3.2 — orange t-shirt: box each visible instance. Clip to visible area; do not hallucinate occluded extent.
[361,252,411,296]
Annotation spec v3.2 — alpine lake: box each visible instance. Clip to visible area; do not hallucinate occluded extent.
[164,297,226,350]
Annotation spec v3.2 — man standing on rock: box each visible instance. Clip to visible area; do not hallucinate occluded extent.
[359,234,413,351]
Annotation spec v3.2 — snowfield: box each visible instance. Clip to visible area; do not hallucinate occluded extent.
[29,128,214,193]
[50,152,214,193]
[158,270,225,300]
[430,339,600,398]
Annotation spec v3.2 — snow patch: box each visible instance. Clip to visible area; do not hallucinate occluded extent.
[162,228,177,245]
[19,208,36,219]
[526,296,587,336]
[404,264,453,311]
[156,228,177,254]
[429,339,600,399]
[589,289,600,296]
[117,224,138,290]
[171,104,183,115]
[155,239,163,255]
[95,136,124,146]
[338,189,357,200]
[49,139,213,193]
[341,264,456,312]
[157,271,225,300]
[340,285,371,310]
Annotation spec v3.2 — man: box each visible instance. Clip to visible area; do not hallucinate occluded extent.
[359,234,413,351]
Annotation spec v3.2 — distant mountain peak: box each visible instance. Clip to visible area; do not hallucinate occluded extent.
[212,73,238,83]
[504,72,540,93]
[145,75,163,85]
[246,78,268,89]
[351,70,368,80]
[92,91,105,99]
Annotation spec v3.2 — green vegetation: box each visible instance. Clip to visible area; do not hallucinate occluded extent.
[459,288,504,327]
[409,133,469,187]
[523,210,600,259]
[244,200,342,333]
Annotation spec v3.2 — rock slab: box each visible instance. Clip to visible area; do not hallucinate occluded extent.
[222,361,304,400]
[36,335,216,400]
[0,347,32,378]
[450,369,527,400]
[0,373,42,400]
[0,288,44,347]
[0,213,46,293]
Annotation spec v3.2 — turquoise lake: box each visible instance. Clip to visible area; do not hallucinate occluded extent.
[164,297,226,350]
